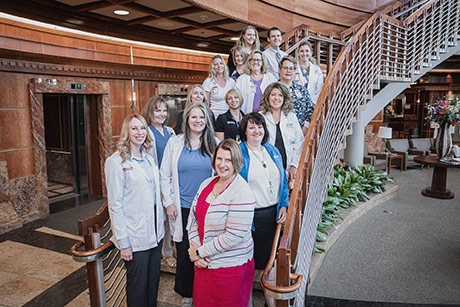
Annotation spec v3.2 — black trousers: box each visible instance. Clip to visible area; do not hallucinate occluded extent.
[124,240,163,307]
[174,207,195,298]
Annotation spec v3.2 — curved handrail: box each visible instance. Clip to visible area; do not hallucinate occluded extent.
[260,0,450,302]
[71,240,114,258]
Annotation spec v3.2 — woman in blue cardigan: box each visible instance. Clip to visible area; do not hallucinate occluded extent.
[238,112,289,307]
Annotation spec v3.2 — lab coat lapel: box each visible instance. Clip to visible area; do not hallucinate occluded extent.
[130,157,150,182]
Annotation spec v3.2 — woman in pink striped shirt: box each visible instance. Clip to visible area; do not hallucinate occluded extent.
[187,139,255,307]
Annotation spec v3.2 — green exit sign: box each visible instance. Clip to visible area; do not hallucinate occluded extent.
[68,82,84,91]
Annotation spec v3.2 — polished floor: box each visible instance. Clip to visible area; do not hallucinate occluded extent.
[309,166,460,305]
[1,166,459,306]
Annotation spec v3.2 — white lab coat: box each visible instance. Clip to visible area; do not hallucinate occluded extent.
[105,151,165,252]
[262,111,305,170]
[235,73,278,114]
[295,63,324,104]
[148,125,175,166]
[160,135,219,242]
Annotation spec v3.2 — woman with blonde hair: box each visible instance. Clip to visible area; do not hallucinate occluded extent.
[187,139,255,307]
[235,50,277,114]
[105,113,165,306]
[142,97,176,268]
[160,103,219,306]
[259,82,304,183]
[176,84,215,134]
[295,41,324,104]
[227,25,264,75]
[230,46,249,81]
[215,88,245,141]
[203,54,236,119]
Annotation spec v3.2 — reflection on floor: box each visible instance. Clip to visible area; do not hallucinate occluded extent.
[47,181,74,198]
[0,198,265,307]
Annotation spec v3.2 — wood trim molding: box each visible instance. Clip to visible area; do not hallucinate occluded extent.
[0,58,206,82]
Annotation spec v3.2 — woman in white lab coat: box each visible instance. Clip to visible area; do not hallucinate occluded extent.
[295,41,324,105]
[259,82,304,184]
[105,113,165,307]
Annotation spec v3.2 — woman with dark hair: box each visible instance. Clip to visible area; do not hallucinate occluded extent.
[215,88,245,141]
[187,139,255,307]
[295,41,324,105]
[279,55,314,135]
[160,103,218,307]
[176,84,215,134]
[259,82,304,184]
[228,25,264,75]
[238,112,289,307]
[203,55,236,118]
[105,113,165,307]
[230,46,249,81]
[142,97,176,268]
[235,50,277,114]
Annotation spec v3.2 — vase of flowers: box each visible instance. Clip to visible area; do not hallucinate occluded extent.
[426,98,460,159]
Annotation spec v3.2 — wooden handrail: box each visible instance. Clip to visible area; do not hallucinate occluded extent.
[71,240,114,258]
[260,0,445,303]
[78,201,109,236]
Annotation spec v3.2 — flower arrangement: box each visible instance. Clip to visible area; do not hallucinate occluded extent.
[426,97,460,126]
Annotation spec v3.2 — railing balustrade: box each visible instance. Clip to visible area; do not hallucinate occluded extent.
[71,1,460,306]
[260,0,460,306]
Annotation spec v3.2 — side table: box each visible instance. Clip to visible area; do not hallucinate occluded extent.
[413,155,460,199]
[388,154,404,174]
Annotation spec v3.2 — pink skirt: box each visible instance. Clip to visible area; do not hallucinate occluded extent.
[193,258,255,307]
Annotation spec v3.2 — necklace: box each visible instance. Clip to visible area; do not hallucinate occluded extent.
[248,145,267,168]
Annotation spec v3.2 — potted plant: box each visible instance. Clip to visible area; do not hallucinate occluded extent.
[426,98,460,159]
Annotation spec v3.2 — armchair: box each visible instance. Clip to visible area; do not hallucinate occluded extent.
[364,143,388,172]
[409,138,435,155]
[386,139,427,169]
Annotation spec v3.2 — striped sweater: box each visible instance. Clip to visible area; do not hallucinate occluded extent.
[186,174,255,269]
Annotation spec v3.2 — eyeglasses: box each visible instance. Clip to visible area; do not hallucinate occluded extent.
[250,59,262,63]
[281,66,295,71]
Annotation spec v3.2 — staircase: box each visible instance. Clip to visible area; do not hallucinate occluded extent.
[260,0,460,306]
[71,0,460,306]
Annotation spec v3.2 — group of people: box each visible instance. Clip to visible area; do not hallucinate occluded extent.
[105,25,324,307]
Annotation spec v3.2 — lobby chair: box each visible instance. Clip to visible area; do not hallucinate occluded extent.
[364,143,388,172]
[386,139,427,169]
[409,138,435,156]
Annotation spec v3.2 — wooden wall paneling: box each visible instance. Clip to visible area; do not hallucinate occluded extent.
[137,80,158,115]
[86,95,102,197]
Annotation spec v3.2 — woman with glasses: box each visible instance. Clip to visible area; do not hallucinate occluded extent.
[279,55,314,135]
[235,50,277,114]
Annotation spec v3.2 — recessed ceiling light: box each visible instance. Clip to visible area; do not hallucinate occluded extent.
[230,37,239,41]
[199,15,208,20]
[197,42,210,47]
[66,18,84,25]
[114,10,130,16]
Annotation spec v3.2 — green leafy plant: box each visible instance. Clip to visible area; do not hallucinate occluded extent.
[315,164,393,252]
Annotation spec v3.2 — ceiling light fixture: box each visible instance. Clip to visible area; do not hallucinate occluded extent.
[230,37,239,41]
[197,42,210,47]
[199,15,208,20]
[114,10,130,16]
